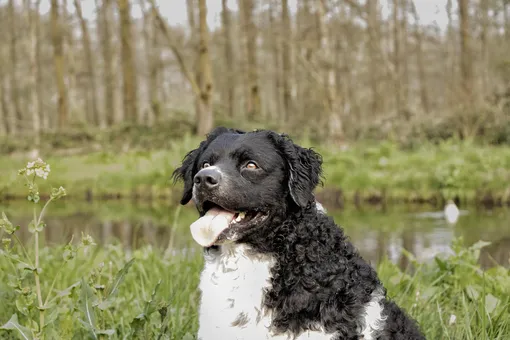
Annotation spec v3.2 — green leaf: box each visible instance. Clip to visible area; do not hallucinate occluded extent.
[0,314,33,340]
[434,257,448,271]
[79,279,98,339]
[465,285,480,301]
[485,294,500,314]
[105,258,135,298]
[0,212,17,234]
[96,329,115,336]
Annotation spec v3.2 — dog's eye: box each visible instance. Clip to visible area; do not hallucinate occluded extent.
[202,162,211,169]
[245,161,258,170]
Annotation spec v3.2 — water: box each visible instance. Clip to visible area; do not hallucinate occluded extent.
[1,200,509,269]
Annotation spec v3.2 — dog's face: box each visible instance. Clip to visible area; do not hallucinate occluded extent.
[172,127,323,245]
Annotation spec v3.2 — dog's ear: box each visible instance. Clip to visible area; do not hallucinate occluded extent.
[171,127,245,205]
[272,133,323,208]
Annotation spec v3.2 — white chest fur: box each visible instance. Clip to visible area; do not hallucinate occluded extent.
[197,243,334,340]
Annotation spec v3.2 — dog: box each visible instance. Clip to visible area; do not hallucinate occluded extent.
[172,127,425,340]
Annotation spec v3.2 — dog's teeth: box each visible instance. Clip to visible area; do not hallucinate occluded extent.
[239,212,246,220]
[235,215,242,222]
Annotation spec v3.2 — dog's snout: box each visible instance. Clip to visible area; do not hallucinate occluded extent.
[194,168,221,189]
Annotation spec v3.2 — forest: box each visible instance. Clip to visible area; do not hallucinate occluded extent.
[0,1,510,339]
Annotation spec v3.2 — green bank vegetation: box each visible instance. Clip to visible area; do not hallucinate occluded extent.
[2,133,510,204]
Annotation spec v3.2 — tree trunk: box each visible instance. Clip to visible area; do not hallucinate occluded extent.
[51,0,69,129]
[98,0,116,126]
[0,72,6,135]
[74,0,102,127]
[240,0,260,120]
[197,0,214,135]
[26,0,41,145]
[269,1,283,122]
[458,0,474,102]
[317,0,343,143]
[186,0,201,126]
[410,0,430,113]
[480,0,489,98]
[34,0,47,131]
[221,0,235,119]
[504,0,509,41]
[8,0,21,134]
[118,0,138,124]
[445,0,455,107]
[281,0,292,125]
[400,0,409,110]
[392,0,402,115]
[366,0,381,116]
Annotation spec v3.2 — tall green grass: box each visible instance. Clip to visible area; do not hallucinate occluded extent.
[0,238,509,339]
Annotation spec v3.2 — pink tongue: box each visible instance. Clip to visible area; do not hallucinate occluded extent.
[190,207,235,247]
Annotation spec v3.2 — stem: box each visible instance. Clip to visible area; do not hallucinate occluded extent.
[33,206,45,334]
[37,198,54,226]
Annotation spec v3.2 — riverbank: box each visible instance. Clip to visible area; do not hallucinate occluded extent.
[2,137,510,207]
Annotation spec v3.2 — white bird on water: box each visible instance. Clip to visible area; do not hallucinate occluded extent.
[444,199,460,224]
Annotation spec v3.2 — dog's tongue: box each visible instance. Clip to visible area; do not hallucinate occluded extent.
[190,207,235,247]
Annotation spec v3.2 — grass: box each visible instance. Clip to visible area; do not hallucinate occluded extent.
[0,156,509,339]
[2,136,510,203]
[0,236,509,339]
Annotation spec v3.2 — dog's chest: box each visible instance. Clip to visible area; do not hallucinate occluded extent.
[197,244,333,340]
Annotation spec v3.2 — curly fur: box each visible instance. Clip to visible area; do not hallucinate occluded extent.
[173,127,426,340]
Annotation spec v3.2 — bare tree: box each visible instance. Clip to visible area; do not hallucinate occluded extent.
[118,0,139,124]
[221,0,235,119]
[281,0,292,124]
[410,0,430,113]
[240,0,260,120]
[97,0,116,126]
[74,0,102,127]
[366,0,382,115]
[8,0,21,134]
[26,0,41,144]
[196,0,214,134]
[51,0,69,129]
[480,0,490,97]
[459,0,474,102]
[392,0,402,115]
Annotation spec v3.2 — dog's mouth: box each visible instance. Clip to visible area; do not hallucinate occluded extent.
[190,200,267,247]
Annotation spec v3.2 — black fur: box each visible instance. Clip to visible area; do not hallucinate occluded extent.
[172,127,426,340]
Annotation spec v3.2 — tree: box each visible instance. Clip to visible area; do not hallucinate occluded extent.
[51,0,69,129]
[8,0,21,134]
[459,0,474,102]
[240,0,260,120]
[366,0,382,115]
[410,0,430,113]
[221,0,235,119]
[150,0,214,135]
[74,0,101,127]
[281,0,292,124]
[196,0,214,134]
[118,0,139,124]
[26,0,41,144]
[97,0,116,126]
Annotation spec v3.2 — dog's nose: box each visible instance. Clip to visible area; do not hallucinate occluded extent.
[194,168,221,189]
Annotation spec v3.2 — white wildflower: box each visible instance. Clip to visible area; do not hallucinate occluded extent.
[21,158,50,180]
[448,314,456,326]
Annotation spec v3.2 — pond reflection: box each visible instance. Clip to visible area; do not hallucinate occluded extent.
[1,200,509,270]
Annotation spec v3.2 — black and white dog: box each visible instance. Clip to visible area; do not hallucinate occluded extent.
[172,127,425,340]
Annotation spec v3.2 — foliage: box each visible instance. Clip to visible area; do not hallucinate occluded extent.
[5,137,509,202]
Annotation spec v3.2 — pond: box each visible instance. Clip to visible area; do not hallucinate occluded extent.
[1,200,509,270]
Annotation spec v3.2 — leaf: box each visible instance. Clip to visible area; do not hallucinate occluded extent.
[0,314,33,340]
[182,333,195,340]
[105,258,135,298]
[465,285,480,301]
[96,329,115,336]
[434,257,448,271]
[485,294,500,314]
[79,279,98,339]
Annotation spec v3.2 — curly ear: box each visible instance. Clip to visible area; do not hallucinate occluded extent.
[171,127,245,205]
[271,133,323,208]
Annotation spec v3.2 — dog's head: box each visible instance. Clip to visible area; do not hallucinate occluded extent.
[172,127,323,245]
